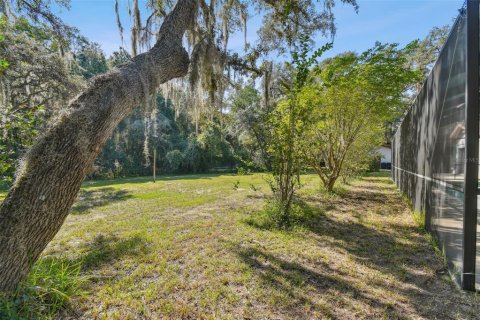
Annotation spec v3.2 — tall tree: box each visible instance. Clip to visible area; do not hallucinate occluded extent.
[409,25,449,91]
[229,83,273,170]
[303,43,420,191]
[0,0,196,293]
[75,39,108,79]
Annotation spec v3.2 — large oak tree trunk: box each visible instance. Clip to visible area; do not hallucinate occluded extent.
[0,0,196,293]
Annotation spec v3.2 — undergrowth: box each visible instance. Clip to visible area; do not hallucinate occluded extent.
[412,210,425,230]
[244,198,320,231]
[0,258,84,320]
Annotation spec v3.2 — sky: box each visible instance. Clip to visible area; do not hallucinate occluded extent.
[55,0,464,59]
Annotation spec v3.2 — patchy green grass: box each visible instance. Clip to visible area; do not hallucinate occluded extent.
[1,172,479,319]
[0,258,85,319]
[412,210,426,230]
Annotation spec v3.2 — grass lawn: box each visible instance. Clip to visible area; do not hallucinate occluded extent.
[1,172,479,319]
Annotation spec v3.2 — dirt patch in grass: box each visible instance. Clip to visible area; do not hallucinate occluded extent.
[29,173,480,319]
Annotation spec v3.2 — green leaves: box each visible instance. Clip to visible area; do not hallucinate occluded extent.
[292,38,333,90]
[0,59,9,74]
[266,33,332,223]
[0,15,85,185]
[0,28,8,75]
[300,42,419,190]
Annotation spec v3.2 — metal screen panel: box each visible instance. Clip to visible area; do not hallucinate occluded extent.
[477,191,480,290]
[392,11,467,286]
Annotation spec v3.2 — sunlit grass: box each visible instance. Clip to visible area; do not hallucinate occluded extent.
[0,172,478,319]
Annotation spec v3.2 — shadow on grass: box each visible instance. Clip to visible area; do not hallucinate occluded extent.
[82,173,235,188]
[360,177,394,185]
[240,179,471,318]
[77,234,150,271]
[245,194,425,279]
[1,234,150,319]
[363,170,392,178]
[301,179,397,213]
[42,234,151,282]
[72,188,133,214]
[235,245,402,318]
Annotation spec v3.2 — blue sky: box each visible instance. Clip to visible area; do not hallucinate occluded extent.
[55,0,464,59]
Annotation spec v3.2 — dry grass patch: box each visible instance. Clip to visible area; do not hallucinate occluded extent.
[1,172,479,319]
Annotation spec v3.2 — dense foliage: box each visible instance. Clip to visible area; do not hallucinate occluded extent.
[0,22,442,192]
[0,16,83,186]
[0,1,444,191]
[0,0,364,187]
[0,17,256,184]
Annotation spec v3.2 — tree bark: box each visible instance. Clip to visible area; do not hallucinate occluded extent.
[0,0,197,293]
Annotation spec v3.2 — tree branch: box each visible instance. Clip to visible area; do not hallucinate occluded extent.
[0,0,198,293]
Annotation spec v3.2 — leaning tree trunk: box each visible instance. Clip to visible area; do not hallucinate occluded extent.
[0,0,196,293]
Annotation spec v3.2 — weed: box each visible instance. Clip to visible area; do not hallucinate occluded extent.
[233,180,240,190]
[249,183,260,192]
[412,210,425,230]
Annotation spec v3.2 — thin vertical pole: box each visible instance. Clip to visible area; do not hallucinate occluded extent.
[463,0,479,291]
[153,148,156,183]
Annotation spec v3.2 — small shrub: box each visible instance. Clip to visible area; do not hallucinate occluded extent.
[245,199,318,230]
[236,166,250,175]
[249,184,260,192]
[265,199,292,229]
[0,258,84,319]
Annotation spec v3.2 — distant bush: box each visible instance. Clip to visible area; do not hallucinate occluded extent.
[182,138,208,173]
[236,166,250,175]
[166,150,184,172]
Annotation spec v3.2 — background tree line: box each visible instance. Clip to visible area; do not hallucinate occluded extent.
[0,15,263,185]
[0,12,449,188]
